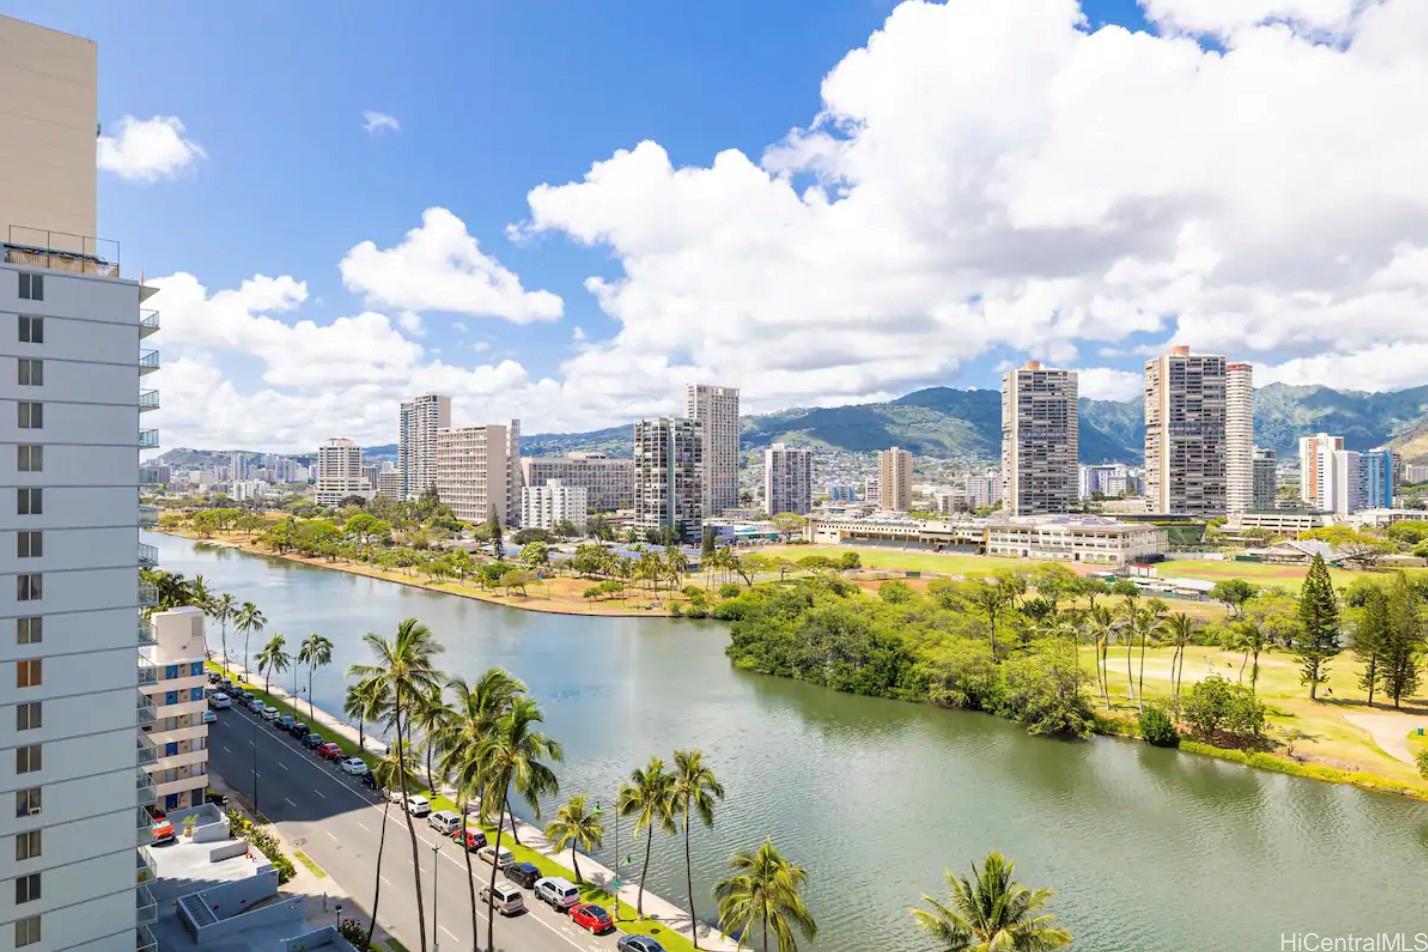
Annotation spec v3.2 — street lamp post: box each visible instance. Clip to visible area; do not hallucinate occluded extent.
[251,711,260,815]
[430,839,441,952]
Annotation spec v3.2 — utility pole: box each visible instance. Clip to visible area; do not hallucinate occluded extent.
[430,839,441,951]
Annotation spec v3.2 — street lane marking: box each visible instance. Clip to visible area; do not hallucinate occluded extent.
[285,797,297,807]
[313,788,326,800]
[222,745,233,753]
[356,821,371,832]
[379,875,392,886]
[325,830,340,843]
[277,761,289,771]
[440,926,458,942]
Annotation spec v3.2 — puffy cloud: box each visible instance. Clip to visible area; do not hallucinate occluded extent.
[1139,0,1366,38]
[340,207,563,323]
[362,110,401,134]
[1075,368,1143,401]
[97,115,205,182]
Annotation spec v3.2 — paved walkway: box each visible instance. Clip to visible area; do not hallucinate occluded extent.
[1345,710,1425,765]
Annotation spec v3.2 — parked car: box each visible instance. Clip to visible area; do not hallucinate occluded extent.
[261,707,281,722]
[202,710,218,724]
[617,936,666,952]
[503,861,540,889]
[454,827,489,852]
[150,816,176,844]
[249,699,267,715]
[220,677,234,691]
[339,757,369,776]
[386,788,405,804]
[303,733,325,749]
[289,721,309,738]
[480,881,526,916]
[534,877,580,911]
[359,772,378,790]
[316,742,343,760]
[570,904,614,935]
[208,693,231,709]
[477,844,514,869]
[278,714,295,730]
[207,671,221,684]
[428,810,461,835]
[404,794,432,817]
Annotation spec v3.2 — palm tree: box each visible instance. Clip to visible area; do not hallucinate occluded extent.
[619,756,677,917]
[189,574,212,612]
[1163,613,1196,710]
[1086,605,1114,709]
[210,592,237,675]
[672,749,724,948]
[364,747,419,950]
[1233,617,1269,695]
[296,633,333,722]
[968,581,1009,658]
[256,633,289,696]
[344,675,385,753]
[475,695,561,952]
[715,839,817,952]
[911,851,1071,951]
[234,601,266,681]
[409,684,452,793]
[545,794,604,883]
[348,618,445,952]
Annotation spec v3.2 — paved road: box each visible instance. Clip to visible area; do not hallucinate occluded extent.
[207,704,635,952]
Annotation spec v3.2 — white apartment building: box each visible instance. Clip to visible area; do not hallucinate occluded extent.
[436,421,520,526]
[520,453,634,511]
[1001,362,1078,515]
[964,474,1001,509]
[763,443,813,516]
[986,515,1169,565]
[314,437,367,507]
[138,608,209,812]
[398,392,450,500]
[520,479,588,532]
[1252,447,1278,510]
[1323,448,1364,518]
[634,417,703,541]
[1225,363,1255,513]
[375,470,403,500]
[2,15,157,951]
[1144,346,1227,515]
[1406,463,1428,485]
[686,384,740,516]
[1298,433,1343,509]
[877,447,913,512]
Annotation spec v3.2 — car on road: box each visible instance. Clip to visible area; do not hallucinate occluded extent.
[278,714,295,730]
[202,710,218,724]
[428,810,461,835]
[454,827,489,852]
[150,816,176,844]
[570,904,614,935]
[249,699,267,715]
[207,671,222,684]
[534,876,580,911]
[477,844,514,869]
[617,936,666,952]
[480,881,525,916]
[404,794,432,817]
[288,721,308,738]
[360,771,378,790]
[220,678,234,691]
[208,692,231,709]
[261,707,281,722]
[303,733,325,749]
[339,757,369,776]
[503,861,539,889]
[316,742,343,760]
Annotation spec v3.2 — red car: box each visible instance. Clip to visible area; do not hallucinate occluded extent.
[316,742,343,760]
[570,904,613,935]
[150,816,175,844]
[451,827,488,851]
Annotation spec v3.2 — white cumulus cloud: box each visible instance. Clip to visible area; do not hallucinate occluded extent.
[97,115,205,182]
[362,110,401,135]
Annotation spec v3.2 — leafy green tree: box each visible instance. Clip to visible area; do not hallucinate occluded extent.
[1209,578,1259,619]
[911,851,1071,951]
[486,505,504,557]
[1294,554,1342,699]
[544,794,604,883]
[1380,572,1425,708]
[620,756,677,918]
[1352,586,1390,706]
[915,639,999,711]
[234,601,266,679]
[1139,704,1179,747]
[296,633,332,722]
[1183,675,1266,744]
[343,675,385,753]
[997,638,1095,738]
[715,839,817,952]
[519,540,550,569]
[209,592,238,675]
[256,633,290,696]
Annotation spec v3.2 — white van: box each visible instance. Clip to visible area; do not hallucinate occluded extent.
[534,876,580,911]
[480,880,525,916]
[427,810,461,835]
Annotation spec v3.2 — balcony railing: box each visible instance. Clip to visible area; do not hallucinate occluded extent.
[139,505,159,528]
[138,582,158,606]
[138,429,159,449]
[136,884,158,926]
[135,846,157,885]
[138,542,158,566]
[139,389,159,412]
[136,768,156,807]
[137,659,158,688]
[137,690,157,725]
[138,616,155,645]
[137,924,158,952]
[5,226,120,277]
[138,349,159,375]
[139,309,160,338]
[136,807,155,844]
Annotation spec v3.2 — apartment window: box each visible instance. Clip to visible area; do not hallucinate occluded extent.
[16,573,41,601]
[16,617,41,645]
[15,787,41,817]
[17,488,41,515]
[17,401,42,429]
[15,873,40,904]
[16,744,41,774]
[17,358,43,386]
[17,702,41,731]
[17,444,42,472]
[18,271,44,301]
[17,659,42,688]
[14,915,41,948]
[17,531,42,559]
[15,830,40,861]
[17,314,44,343]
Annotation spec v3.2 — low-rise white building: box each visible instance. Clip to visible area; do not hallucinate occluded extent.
[1224,509,1336,535]
[139,607,210,812]
[521,479,588,532]
[985,514,1168,565]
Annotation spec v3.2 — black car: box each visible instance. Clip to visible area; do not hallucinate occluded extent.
[289,721,309,738]
[360,771,378,789]
[504,862,540,889]
[207,672,221,685]
[303,733,325,749]
[220,678,235,691]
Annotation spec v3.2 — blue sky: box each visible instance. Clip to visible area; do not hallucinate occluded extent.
[7,0,1422,450]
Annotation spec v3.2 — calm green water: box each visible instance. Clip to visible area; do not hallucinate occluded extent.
[154,532,1428,951]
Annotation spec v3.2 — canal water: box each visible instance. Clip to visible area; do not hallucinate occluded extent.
[154,532,1428,950]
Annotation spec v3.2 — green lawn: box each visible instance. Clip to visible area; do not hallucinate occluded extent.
[753,544,1037,577]
[1161,559,1428,591]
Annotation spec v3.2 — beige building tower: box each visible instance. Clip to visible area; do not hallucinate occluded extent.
[435,421,519,526]
[314,437,366,506]
[634,417,703,540]
[1298,433,1343,509]
[1144,346,1227,515]
[877,447,913,512]
[686,384,740,515]
[1000,361,1078,515]
[398,392,450,499]
[1225,363,1255,513]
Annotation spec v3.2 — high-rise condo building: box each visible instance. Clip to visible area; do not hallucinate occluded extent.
[1298,433,1343,509]
[314,437,367,506]
[763,443,813,516]
[1000,361,1078,515]
[521,480,588,532]
[399,392,450,499]
[877,447,913,512]
[1226,362,1255,514]
[520,453,635,511]
[2,14,161,950]
[1361,447,1400,510]
[634,417,703,540]
[138,607,210,812]
[1324,448,1364,517]
[686,384,740,516]
[1252,447,1278,510]
[1143,346,1227,515]
[435,421,519,526]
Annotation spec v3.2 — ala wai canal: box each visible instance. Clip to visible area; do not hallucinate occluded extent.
[154,532,1428,951]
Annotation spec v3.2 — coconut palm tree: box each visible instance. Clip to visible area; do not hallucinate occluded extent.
[234,601,266,681]
[296,633,333,722]
[363,747,419,950]
[715,839,817,952]
[1162,612,1196,709]
[189,574,212,611]
[1086,605,1114,708]
[544,794,604,883]
[619,756,677,918]
[256,633,289,696]
[911,851,1071,951]
[475,695,561,952]
[348,618,445,952]
[344,675,385,753]
[409,684,452,794]
[209,592,237,675]
[672,749,724,948]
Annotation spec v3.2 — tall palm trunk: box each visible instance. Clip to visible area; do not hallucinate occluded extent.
[221,623,229,675]
[486,789,510,952]
[393,698,429,952]
[637,821,655,916]
[1100,640,1111,709]
[1137,628,1148,713]
[504,801,522,846]
[460,797,479,948]
[365,798,392,949]
[1125,634,1136,701]
[683,804,699,949]
[307,667,315,722]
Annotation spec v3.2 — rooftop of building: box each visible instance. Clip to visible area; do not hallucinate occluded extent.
[987,513,1160,530]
